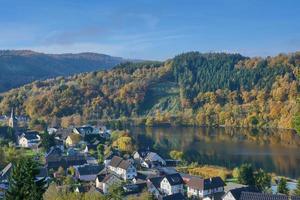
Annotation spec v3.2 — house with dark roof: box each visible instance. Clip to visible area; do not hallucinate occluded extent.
[238,192,288,200]
[187,176,225,198]
[160,193,186,200]
[18,131,41,148]
[147,176,164,198]
[73,126,94,136]
[222,186,259,200]
[95,172,122,194]
[46,152,87,170]
[108,156,137,180]
[75,164,103,182]
[104,150,120,166]
[123,182,147,196]
[0,166,10,199]
[133,150,166,168]
[0,163,12,183]
[160,173,184,195]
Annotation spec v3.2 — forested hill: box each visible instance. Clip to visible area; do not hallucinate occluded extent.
[0,52,299,129]
[0,50,128,92]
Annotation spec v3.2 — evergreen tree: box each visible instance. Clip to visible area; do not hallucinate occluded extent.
[5,157,47,200]
[294,179,300,196]
[277,178,289,195]
[41,130,56,151]
[238,163,255,185]
[254,169,271,192]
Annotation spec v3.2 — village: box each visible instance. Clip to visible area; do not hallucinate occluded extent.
[0,110,300,200]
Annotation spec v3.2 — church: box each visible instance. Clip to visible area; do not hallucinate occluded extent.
[8,108,18,130]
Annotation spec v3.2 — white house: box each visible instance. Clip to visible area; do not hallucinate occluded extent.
[187,176,225,198]
[133,150,166,168]
[95,173,121,194]
[18,131,41,148]
[160,173,184,195]
[108,156,137,180]
[73,125,109,137]
[222,186,259,200]
[47,127,58,135]
[147,176,163,198]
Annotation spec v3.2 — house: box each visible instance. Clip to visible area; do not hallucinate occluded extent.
[83,140,101,154]
[74,185,91,193]
[160,193,186,200]
[75,164,103,182]
[123,182,147,195]
[108,156,137,180]
[0,163,11,199]
[238,192,288,200]
[160,173,184,195]
[222,186,259,200]
[134,150,166,168]
[0,163,12,183]
[47,127,58,135]
[73,126,95,136]
[65,134,82,147]
[95,172,122,194]
[104,150,120,167]
[18,131,41,148]
[46,151,87,170]
[133,172,148,184]
[147,176,164,198]
[187,176,225,198]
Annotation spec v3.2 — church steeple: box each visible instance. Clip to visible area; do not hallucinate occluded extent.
[8,107,18,129]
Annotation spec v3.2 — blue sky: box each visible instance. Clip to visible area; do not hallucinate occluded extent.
[0,0,299,60]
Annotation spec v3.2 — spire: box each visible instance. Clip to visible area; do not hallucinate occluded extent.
[8,107,17,129]
[11,107,14,119]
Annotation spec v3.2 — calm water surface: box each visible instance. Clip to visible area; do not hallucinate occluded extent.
[129,126,300,179]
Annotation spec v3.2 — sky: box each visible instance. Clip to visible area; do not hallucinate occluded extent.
[0,0,299,60]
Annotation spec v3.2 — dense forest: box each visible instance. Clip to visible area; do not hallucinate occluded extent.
[0,50,129,92]
[0,52,299,129]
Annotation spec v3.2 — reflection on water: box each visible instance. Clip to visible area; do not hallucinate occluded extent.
[129,126,300,179]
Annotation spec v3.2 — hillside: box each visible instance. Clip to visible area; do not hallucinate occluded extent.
[0,52,299,129]
[0,50,128,92]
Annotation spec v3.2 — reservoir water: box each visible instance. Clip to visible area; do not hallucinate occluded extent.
[129,126,300,179]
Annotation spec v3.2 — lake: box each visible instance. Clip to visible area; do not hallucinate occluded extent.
[129,126,300,179]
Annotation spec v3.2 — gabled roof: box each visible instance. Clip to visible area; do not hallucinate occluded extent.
[21,131,40,140]
[97,173,120,184]
[145,152,164,162]
[36,167,48,179]
[148,176,164,189]
[240,192,288,200]
[74,126,93,134]
[46,147,63,158]
[77,164,103,176]
[0,163,12,181]
[135,149,150,159]
[123,182,147,195]
[46,154,87,170]
[187,176,225,190]
[164,173,184,186]
[161,193,186,200]
[109,156,123,167]
[118,160,131,170]
[109,156,132,170]
[225,186,259,200]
